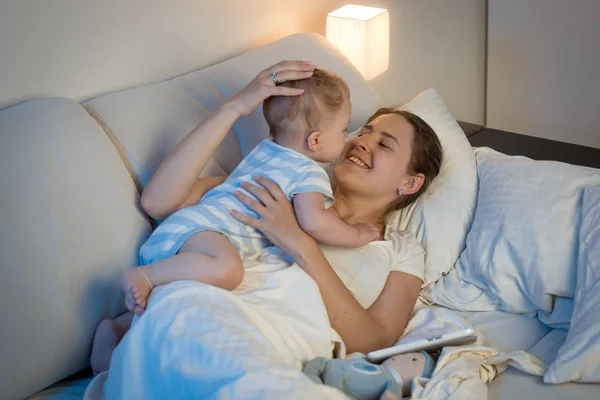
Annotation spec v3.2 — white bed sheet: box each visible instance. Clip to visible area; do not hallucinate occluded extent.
[447,308,551,353]
[489,368,600,400]
[440,308,600,400]
[489,328,600,400]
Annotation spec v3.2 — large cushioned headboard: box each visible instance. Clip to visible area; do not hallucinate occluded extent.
[0,98,152,399]
[84,33,382,190]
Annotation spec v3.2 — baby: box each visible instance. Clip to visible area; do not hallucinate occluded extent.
[122,69,380,315]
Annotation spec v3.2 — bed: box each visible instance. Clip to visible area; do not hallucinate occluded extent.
[1,33,599,400]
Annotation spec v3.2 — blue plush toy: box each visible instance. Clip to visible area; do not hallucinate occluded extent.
[303,352,435,400]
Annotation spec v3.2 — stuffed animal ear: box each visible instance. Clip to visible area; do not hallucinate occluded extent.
[302,357,328,384]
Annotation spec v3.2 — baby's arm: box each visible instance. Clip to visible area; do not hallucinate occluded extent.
[294,192,380,247]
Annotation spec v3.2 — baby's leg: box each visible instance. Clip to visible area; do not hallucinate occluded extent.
[90,311,134,375]
[121,231,243,314]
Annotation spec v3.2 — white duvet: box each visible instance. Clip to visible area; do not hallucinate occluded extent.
[85,258,349,400]
[83,257,547,400]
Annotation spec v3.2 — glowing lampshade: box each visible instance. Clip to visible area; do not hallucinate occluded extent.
[326,5,389,80]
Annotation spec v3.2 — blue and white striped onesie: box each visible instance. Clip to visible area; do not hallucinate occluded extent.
[139,139,334,265]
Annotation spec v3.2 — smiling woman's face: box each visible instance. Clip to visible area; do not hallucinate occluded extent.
[334,113,415,201]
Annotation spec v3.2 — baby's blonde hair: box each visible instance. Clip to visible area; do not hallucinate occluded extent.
[263,69,349,143]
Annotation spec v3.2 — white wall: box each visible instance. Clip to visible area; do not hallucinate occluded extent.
[0,0,486,124]
[369,0,486,125]
[487,0,600,148]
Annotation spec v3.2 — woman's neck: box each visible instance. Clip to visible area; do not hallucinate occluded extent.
[332,188,388,231]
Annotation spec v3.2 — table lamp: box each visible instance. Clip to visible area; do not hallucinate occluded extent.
[326,4,390,80]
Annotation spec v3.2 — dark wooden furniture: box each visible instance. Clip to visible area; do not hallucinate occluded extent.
[458,122,600,169]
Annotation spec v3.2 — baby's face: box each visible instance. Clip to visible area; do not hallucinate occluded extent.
[314,98,352,163]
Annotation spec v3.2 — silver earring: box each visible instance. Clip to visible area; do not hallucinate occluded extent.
[398,189,404,196]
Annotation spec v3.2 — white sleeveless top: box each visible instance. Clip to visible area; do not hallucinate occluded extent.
[319,231,425,309]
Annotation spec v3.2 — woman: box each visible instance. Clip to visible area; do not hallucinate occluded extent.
[91,60,443,394]
[141,60,442,353]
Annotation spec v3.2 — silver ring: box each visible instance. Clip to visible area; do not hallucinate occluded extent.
[272,72,279,85]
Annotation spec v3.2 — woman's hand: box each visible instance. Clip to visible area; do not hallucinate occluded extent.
[229,177,316,258]
[225,60,316,116]
[230,182,420,356]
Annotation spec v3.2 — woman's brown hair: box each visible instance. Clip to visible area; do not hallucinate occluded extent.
[365,108,443,221]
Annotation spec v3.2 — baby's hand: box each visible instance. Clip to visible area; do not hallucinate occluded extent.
[353,223,381,246]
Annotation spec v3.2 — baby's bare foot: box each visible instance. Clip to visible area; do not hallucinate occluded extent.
[121,269,152,315]
[90,319,127,375]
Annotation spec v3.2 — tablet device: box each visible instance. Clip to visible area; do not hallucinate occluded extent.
[367,328,478,363]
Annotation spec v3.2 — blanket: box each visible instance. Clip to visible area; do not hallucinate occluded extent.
[85,255,349,400]
[84,255,547,400]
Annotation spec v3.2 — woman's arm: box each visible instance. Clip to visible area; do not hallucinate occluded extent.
[293,242,421,353]
[141,104,240,220]
[141,60,315,220]
[175,176,227,211]
[230,178,422,354]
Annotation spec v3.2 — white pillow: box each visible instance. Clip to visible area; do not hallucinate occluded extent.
[545,186,600,383]
[454,148,600,317]
[385,89,478,287]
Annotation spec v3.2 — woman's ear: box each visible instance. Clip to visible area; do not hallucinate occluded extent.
[400,174,425,195]
[306,131,321,151]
